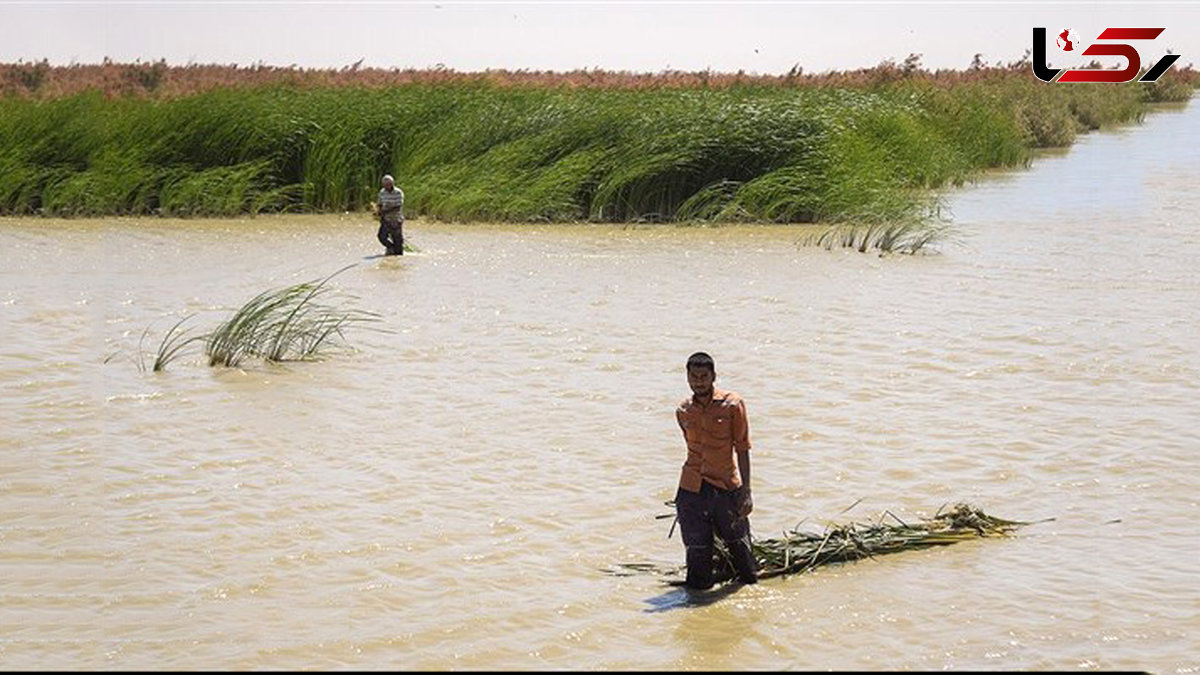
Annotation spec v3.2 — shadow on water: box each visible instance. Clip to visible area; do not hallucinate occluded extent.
[642,582,748,613]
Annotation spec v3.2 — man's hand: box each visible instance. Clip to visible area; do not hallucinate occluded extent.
[737,487,753,517]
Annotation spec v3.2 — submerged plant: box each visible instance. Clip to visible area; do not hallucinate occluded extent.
[609,502,1047,586]
[104,313,206,373]
[205,265,381,367]
[803,214,958,254]
[147,314,207,372]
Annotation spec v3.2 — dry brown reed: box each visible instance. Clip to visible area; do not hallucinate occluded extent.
[5,58,1196,100]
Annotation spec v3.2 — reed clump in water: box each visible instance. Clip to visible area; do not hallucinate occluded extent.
[105,268,380,371]
[611,503,1042,586]
[205,267,381,367]
[805,218,959,255]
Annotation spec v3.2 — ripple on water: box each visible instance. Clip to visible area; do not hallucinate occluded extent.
[3,105,1200,670]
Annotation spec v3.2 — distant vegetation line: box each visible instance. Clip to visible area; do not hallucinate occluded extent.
[0,60,1194,223]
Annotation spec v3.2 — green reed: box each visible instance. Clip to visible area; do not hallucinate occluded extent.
[103,268,380,372]
[1,68,1193,236]
[146,314,207,372]
[205,266,381,367]
[103,313,206,373]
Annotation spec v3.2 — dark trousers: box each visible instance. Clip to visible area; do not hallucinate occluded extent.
[675,482,758,589]
[377,218,404,255]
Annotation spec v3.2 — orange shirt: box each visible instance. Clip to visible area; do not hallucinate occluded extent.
[676,388,751,493]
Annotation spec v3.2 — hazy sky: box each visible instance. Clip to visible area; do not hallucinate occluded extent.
[1,1,1197,74]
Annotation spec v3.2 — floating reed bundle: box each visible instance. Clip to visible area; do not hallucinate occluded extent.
[612,502,1040,586]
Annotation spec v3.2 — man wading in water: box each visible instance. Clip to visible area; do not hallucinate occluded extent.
[674,352,758,589]
[376,174,405,255]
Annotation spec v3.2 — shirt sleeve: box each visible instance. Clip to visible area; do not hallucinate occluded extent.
[732,398,751,452]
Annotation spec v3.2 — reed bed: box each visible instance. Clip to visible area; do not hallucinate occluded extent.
[610,502,1043,586]
[2,61,1195,250]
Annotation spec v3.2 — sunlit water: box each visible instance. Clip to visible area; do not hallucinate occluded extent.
[1,102,1198,671]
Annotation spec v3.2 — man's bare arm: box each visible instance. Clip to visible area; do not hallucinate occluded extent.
[737,448,752,516]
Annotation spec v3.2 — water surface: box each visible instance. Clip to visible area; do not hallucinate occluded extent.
[1,103,1197,671]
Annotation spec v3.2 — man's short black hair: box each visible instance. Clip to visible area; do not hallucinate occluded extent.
[686,352,715,374]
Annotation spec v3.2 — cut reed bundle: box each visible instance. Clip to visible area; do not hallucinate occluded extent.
[610,502,1042,586]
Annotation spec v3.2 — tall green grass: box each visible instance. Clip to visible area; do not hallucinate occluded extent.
[205,266,381,367]
[1,70,1193,232]
[103,313,206,373]
[103,267,382,371]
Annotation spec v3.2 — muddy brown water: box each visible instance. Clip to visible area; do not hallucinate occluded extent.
[1,103,1198,670]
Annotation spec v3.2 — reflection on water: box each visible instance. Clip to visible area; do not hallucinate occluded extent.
[0,102,1197,671]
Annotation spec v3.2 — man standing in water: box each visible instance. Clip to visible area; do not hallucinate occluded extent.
[377,174,405,255]
[674,352,758,589]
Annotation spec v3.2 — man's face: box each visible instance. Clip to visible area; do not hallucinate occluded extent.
[687,365,715,398]
[382,178,394,190]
